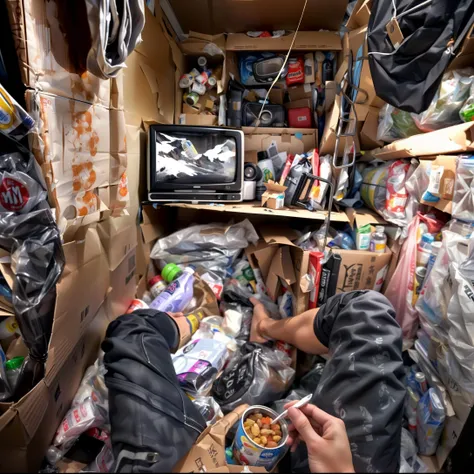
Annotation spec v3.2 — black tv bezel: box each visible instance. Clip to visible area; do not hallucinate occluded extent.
[148,124,244,194]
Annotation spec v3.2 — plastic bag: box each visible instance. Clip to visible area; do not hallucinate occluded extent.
[377,104,420,142]
[416,230,470,330]
[0,209,64,401]
[0,84,35,140]
[399,428,418,471]
[212,342,295,413]
[460,82,474,122]
[445,235,474,393]
[385,213,444,340]
[191,396,224,426]
[0,152,48,213]
[414,69,474,132]
[416,388,445,456]
[172,338,229,395]
[452,155,474,222]
[81,445,114,473]
[150,220,258,279]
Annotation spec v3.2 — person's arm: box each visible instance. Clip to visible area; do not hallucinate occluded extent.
[250,298,328,355]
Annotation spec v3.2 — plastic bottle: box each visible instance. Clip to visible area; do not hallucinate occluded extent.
[5,356,24,389]
[161,263,183,283]
[356,224,371,250]
[415,372,428,395]
[0,316,20,340]
[369,226,387,254]
[418,233,434,252]
[149,275,167,298]
[150,267,195,313]
[416,388,445,455]
[421,241,442,293]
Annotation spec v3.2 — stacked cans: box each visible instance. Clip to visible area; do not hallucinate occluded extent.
[179,56,219,106]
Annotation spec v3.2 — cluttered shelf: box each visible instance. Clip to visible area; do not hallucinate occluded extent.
[163,201,351,222]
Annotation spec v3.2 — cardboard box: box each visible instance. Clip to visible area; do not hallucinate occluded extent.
[98,214,138,272]
[179,113,217,126]
[27,90,128,227]
[167,0,349,35]
[360,106,384,150]
[261,181,287,210]
[0,294,107,472]
[346,0,372,30]
[285,98,312,110]
[419,156,457,214]
[330,248,393,293]
[287,84,314,102]
[372,122,474,160]
[243,127,317,156]
[105,247,138,321]
[5,0,111,106]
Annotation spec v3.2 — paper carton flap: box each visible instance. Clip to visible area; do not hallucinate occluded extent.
[62,227,103,275]
[346,208,386,229]
[260,226,299,246]
[263,181,287,194]
[271,246,297,285]
[139,63,160,95]
[246,242,279,280]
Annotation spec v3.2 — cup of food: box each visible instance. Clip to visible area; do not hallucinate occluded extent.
[233,405,289,471]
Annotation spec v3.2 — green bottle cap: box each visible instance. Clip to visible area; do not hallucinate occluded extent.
[161,263,182,283]
[5,356,24,371]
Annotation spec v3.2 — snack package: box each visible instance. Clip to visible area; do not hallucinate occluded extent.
[0,84,35,140]
[286,58,305,86]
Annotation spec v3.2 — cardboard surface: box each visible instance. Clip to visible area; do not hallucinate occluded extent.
[288,84,314,102]
[27,91,128,227]
[226,31,342,51]
[105,247,138,321]
[166,202,350,222]
[360,106,384,150]
[98,214,138,271]
[262,181,287,210]
[244,127,317,156]
[372,122,474,160]
[5,0,110,106]
[167,0,349,35]
[123,8,176,126]
[330,248,392,293]
[179,114,218,126]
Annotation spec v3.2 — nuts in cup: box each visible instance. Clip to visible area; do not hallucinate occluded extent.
[243,413,283,448]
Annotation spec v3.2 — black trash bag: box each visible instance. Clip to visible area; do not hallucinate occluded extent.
[367,0,474,113]
[0,209,64,401]
[212,342,295,413]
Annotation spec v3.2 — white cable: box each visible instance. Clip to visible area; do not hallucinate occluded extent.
[250,0,309,132]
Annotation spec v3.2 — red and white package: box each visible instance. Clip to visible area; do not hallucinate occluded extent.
[385,160,410,220]
[83,445,114,473]
[308,251,324,309]
[286,58,305,85]
[53,397,105,450]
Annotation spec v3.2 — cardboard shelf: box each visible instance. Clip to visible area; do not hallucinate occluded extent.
[164,201,350,222]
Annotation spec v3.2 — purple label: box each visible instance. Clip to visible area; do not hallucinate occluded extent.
[165,280,180,296]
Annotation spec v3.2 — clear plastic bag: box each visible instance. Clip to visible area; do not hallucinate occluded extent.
[191,395,224,426]
[460,82,474,122]
[150,220,258,279]
[377,104,420,143]
[452,155,474,222]
[416,388,445,456]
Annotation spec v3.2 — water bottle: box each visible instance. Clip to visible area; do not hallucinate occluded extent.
[417,233,434,268]
[418,233,434,252]
[421,241,442,294]
[369,226,387,254]
[150,266,195,313]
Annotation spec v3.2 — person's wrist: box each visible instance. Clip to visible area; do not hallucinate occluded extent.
[258,318,273,341]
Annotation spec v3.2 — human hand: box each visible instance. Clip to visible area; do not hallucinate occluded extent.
[167,312,184,319]
[285,402,354,473]
[249,297,270,344]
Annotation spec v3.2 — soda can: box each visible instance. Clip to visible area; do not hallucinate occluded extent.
[233,405,288,470]
[196,71,209,85]
[197,56,208,69]
[206,75,217,89]
[126,299,149,314]
[178,73,194,88]
[189,68,200,79]
[183,92,199,106]
[191,82,206,96]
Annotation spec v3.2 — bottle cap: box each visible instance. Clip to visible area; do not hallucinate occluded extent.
[162,263,182,283]
[184,265,196,274]
[422,234,434,244]
[149,275,165,287]
[5,356,24,371]
[375,225,385,233]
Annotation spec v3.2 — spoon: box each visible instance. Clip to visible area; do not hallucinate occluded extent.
[271,393,313,424]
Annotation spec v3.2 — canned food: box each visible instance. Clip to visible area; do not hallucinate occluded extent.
[196,71,209,85]
[126,299,149,314]
[189,68,200,79]
[197,56,208,69]
[178,73,194,88]
[191,82,206,96]
[183,92,199,106]
[149,275,167,298]
[206,76,217,89]
[233,405,288,470]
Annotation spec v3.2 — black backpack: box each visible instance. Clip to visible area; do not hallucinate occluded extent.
[368,0,474,113]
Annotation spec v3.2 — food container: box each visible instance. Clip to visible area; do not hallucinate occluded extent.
[233,405,288,470]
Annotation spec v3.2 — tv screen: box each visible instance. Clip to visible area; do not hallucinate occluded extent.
[154,130,237,185]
